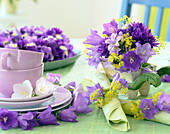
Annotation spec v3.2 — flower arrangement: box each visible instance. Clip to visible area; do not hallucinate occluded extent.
[0,26,75,62]
[0,73,93,131]
[83,15,165,74]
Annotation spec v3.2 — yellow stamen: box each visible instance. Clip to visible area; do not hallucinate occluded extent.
[22,33,28,37]
[40,86,46,92]
[48,35,53,39]
[56,34,62,39]
[10,44,17,48]
[3,41,8,45]
[163,102,167,106]
[27,43,36,46]
[142,50,146,56]
[143,105,150,110]
[129,57,134,64]
[3,117,8,123]
[109,27,114,32]
[20,90,29,96]
[60,46,67,51]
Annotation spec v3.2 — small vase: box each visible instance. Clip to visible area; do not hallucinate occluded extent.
[138,81,150,96]
[127,90,139,100]
[101,61,142,83]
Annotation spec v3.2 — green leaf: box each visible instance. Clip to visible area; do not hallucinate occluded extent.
[128,72,161,90]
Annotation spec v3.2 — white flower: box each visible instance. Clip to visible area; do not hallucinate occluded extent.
[11,80,33,99]
[35,77,56,96]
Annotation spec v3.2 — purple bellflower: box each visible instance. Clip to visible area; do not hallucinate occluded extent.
[122,51,143,72]
[103,19,118,35]
[0,108,18,130]
[83,29,103,46]
[46,73,61,84]
[59,109,77,122]
[70,93,92,114]
[139,99,159,120]
[37,105,59,125]
[105,33,122,54]
[135,42,156,63]
[156,91,170,113]
[18,112,38,130]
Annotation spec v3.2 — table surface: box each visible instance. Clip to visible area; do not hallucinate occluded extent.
[1,39,170,134]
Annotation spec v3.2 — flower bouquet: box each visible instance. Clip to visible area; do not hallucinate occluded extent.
[0,26,75,63]
[83,16,166,99]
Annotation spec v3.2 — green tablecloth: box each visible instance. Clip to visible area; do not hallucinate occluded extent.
[1,55,170,134]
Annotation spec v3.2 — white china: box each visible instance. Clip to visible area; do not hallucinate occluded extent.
[0,87,72,112]
[0,92,54,102]
[0,95,54,108]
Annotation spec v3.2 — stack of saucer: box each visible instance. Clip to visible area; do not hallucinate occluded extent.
[0,87,72,113]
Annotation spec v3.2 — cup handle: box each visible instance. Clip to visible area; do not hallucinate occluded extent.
[1,52,11,70]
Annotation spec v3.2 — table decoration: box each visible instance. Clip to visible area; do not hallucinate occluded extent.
[81,68,170,131]
[0,73,93,131]
[82,72,130,131]
[83,16,166,99]
[0,26,78,70]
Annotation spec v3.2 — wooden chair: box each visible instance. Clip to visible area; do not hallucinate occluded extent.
[120,0,170,41]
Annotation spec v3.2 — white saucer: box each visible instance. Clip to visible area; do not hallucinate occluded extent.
[0,95,54,108]
[0,92,54,102]
[0,87,72,112]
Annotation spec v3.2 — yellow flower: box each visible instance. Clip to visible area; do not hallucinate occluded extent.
[123,15,128,19]
[21,33,28,38]
[123,33,136,48]
[90,88,102,103]
[108,53,124,70]
[3,41,9,45]
[130,100,144,120]
[60,46,68,56]
[152,91,162,105]
[153,37,166,54]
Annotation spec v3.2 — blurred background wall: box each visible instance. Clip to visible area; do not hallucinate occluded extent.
[0,0,169,40]
[0,0,122,38]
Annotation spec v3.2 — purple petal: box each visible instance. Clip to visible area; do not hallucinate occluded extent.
[83,29,103,46]
[37,105,59,125]
[123,51,143,72]
[59,109,77,122]
[46,73,61,84]
[139,99,159,120]
[72,93,93,114]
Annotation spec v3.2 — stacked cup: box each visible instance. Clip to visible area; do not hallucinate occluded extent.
[0,48,44,98]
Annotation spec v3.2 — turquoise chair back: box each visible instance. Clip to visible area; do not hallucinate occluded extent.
[120,0,170,41]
